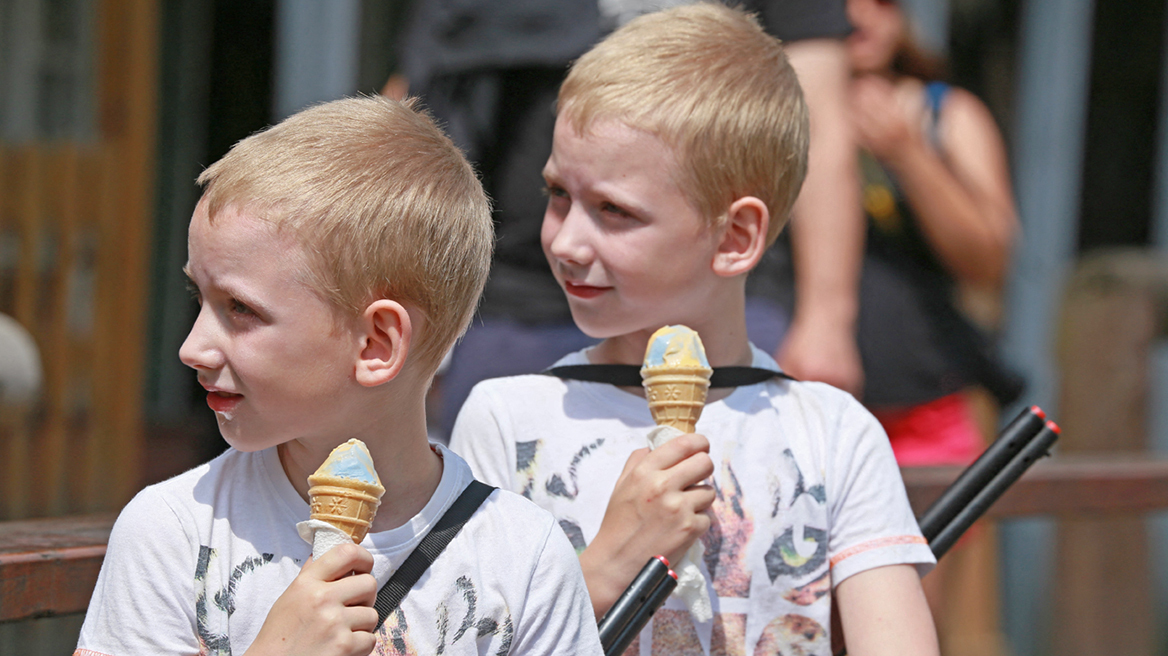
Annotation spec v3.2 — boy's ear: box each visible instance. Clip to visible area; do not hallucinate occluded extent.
[355,299,412,387]
[712,196,769,277]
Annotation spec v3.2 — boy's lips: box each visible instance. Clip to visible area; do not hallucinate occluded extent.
[206,390,243,413]
[564,281,610,299]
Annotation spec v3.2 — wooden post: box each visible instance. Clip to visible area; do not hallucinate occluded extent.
[1051,248,1168,655]
[41,147,80,515]
[76,0,159,513]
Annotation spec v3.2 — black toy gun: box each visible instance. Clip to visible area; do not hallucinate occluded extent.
[596,555,678,655]
[918,405,1059,554]
[597,405,1060,656]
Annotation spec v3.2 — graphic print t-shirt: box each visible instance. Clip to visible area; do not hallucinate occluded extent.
[451,346,934,655]
[75,444,601,656]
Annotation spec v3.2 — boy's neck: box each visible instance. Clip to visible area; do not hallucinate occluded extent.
[591,332,753,368]
[588,284,754,369]
[277,387,443,533]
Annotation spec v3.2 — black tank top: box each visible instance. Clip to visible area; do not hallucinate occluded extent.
[857,82,1021,408]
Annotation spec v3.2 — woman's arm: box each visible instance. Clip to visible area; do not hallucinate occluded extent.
[779,38,865,396]
[852,76,1018,288]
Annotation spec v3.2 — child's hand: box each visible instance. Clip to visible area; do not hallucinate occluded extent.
[246,542,380,656]
[580,432,715,617]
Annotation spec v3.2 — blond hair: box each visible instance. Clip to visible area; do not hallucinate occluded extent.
[559,2,808,243]
[197,95,493,375]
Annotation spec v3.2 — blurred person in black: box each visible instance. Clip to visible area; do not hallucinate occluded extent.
[391,0,865,439]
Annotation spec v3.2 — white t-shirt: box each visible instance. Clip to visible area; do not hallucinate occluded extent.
[75,443,602,656]
[450,346,934,655]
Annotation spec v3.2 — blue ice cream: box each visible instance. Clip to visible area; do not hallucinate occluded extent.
[312,438,382,487]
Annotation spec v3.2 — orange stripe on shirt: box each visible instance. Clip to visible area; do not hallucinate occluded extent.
[73,650,114,656]
[830,535,928,567]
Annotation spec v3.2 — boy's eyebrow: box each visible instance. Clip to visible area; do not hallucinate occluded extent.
[183,265,268,313]
[592,182,655,217]
[542,159,658,218]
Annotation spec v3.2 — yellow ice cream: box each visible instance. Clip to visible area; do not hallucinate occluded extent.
[642,325,711,370]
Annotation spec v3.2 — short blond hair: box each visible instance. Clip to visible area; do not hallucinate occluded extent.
[559,2,808,243]
[197,95,493,375]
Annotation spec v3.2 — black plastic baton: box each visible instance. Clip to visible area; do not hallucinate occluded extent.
[598,555,673,653]
[928,419,1060,558]
[603,565,678,656]
[917,405,1047,541]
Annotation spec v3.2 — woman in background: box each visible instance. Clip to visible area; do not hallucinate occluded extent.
[846,0,1019,652]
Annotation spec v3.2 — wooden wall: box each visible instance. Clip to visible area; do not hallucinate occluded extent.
[0,0,159,519]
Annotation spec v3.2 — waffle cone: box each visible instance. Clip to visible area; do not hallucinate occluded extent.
[641,365,713,433]
[307,474,385,543]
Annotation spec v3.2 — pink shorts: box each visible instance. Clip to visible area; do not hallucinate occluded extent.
[871,393,984,467]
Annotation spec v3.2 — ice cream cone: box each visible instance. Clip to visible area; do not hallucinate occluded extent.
[641,367,712,433]
[307,438,385,543]
[308,475,385,543]
[641,326,712,433]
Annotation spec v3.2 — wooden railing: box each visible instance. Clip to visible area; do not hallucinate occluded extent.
[0,513,115,622]
[903,456,1168,517]
[4,457,1168,624]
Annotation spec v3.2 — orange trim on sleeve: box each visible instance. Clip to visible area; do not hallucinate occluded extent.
[73,650,114,656]
[830,535,928,568]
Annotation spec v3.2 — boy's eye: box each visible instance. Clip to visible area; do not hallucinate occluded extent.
[601,201,632,218]
[228,298,255,316]
[542,185,569,200]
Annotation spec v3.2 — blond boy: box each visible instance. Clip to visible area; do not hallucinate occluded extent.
[451,5,938,654]
[76,96,602,656]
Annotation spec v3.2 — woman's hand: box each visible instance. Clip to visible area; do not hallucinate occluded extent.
[849,74,1018,287]
[850,74,925,166]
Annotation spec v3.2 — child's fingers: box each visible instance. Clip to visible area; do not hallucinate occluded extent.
[666,449,715,491]
[345,604,380,633]
[311,542,376,582]
[684,483,717,513]
[663,507,713,566]
[646,432,710,469]
[334,571,379,608]
[344,628,378,656]
[620,446,651,474]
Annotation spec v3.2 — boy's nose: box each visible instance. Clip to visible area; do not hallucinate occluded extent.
[544,205,594,267]
[178,306,225,371]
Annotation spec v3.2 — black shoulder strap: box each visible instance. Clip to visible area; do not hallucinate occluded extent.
[544,364,795,387]
[373,479,495,629]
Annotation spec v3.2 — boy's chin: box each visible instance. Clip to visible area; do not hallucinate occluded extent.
[567,309,625,340]
[568,310,675,343]
[214,419,273,454]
